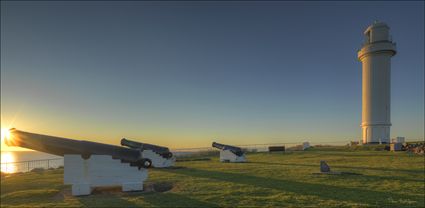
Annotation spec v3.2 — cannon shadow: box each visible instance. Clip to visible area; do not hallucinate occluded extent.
[76,186,218,207]
[248,161,424,174]
[142,192,219,207]
[159,168,423,206]
[76,194,140,207]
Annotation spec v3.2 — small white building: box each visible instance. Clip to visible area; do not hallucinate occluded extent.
[302,142,310,150]
[391,137,405,143]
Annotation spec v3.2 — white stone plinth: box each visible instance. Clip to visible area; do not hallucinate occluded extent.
[64,154,148,196]
[122,182,143,192]
[71,183,91,196]
[142,150,175,168]
[219,150,246,163]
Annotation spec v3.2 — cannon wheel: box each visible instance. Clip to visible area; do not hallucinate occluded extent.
[162,152,173,159]
[81,154,91,160]
[139,158,152,169]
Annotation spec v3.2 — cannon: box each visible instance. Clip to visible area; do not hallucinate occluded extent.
[5,129,152,168]
[121,138,175,168]
[4,128,150,196]
[121,138,172,158]
[212,142,246,163]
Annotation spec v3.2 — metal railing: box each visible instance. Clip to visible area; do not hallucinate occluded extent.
[171,140,351,156]
[1,158,63,173]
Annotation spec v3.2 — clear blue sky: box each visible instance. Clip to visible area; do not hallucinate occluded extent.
[1,1,423,149]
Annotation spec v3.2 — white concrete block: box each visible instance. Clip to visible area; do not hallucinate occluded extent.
[142,150,175,168]
[64,154,148,196]
[72,183,92,196]
[219,150,246,163]
[122,182,143,192]
[391,137,404,143]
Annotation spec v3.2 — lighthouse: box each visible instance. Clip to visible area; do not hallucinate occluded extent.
[358,21,397,144]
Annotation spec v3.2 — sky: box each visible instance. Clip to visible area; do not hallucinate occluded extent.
[1,1,424,151]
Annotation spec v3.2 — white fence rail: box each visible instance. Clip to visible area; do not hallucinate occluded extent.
[1,158,63,173]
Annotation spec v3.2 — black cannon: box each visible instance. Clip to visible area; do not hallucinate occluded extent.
[212,142,244,156]
[121,138,173,159]
[5,128,152,168]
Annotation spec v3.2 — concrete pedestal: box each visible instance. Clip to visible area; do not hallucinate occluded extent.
[142,150,175,168]
[71,183,91,196]
[122,182,144,192]
[64,155,148,196]
[219,150,246,163]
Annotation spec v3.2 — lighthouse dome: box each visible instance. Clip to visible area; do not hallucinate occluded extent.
[364,21,391,43]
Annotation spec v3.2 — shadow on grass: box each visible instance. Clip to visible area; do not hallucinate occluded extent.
[77,194,140,207]
[332,165,424,174]
[0,189,61,206]
[76,186,218,207]
[159,168,423,207]
[308,152,390,157]
[143,192,218,208]
[357,174,424,183]
[248,161,423,182]
[248,161,424,174]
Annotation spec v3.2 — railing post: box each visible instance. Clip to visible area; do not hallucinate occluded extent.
[47,159,50,169]
[27,162,29,172]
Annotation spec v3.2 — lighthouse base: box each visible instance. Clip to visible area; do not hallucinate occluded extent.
[362,125,391,144]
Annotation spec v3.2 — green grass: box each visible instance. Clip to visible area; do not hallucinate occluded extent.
[1,147,424,207]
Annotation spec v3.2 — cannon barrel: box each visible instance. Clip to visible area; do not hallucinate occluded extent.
[5,129,150,167]
[212,142,244,156]
[121,138,173,159]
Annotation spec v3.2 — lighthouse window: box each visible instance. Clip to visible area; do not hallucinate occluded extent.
[365,31,371,43]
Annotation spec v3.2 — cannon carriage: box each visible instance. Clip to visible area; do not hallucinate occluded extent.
[121,138,175,168]
[4,128,154,196]
[212,142,246,163]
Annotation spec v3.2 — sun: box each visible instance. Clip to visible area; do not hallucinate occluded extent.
[1,128,11,143]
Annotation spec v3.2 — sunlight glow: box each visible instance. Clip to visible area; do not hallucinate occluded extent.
[1,152,16,173]
[1,128,11,144]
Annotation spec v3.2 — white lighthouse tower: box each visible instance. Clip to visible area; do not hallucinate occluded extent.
[358,21,396,144]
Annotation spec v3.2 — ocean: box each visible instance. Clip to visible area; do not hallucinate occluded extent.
[1,151,63,173]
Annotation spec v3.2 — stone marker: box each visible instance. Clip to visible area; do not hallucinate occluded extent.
[313,161,362,175]
[320,160,331,173]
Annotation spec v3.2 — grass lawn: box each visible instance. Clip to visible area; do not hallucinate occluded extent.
[1,147,424,207]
